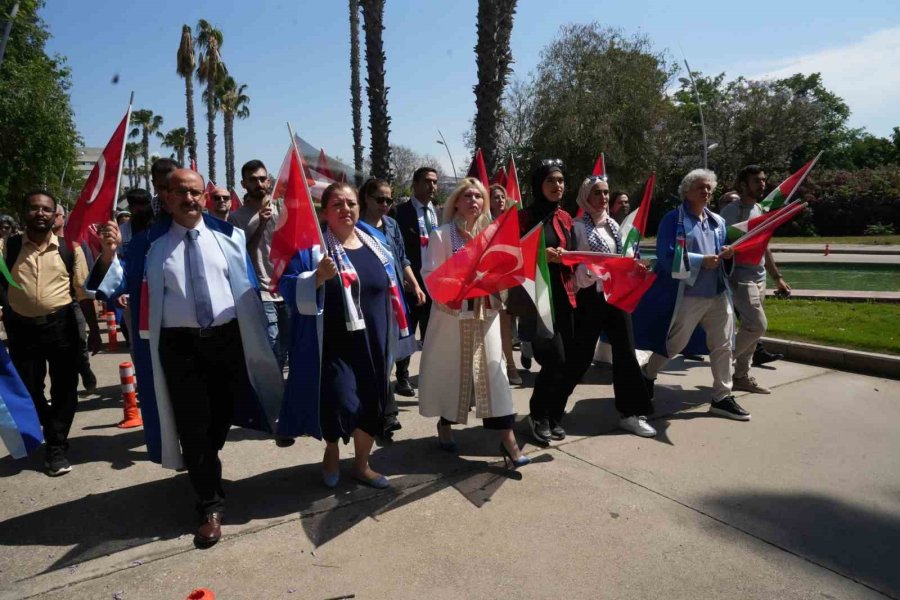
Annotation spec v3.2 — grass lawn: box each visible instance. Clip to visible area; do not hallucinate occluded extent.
[771,235,900,245]
[765,298,900,356]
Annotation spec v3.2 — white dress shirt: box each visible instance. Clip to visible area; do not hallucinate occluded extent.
[411,197,438,228]
[160,219,236,328]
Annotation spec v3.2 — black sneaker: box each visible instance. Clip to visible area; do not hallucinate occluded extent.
[528,416,551,446]
[395,379,415,397]
[753,348,784,366]
[45,450,72,477]
[709,396,751,421]
[548,420,566,441]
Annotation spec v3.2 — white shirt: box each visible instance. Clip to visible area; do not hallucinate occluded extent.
[411,197,439,228]
[160,219,236,328]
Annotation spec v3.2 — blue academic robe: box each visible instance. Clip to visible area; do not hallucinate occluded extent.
[633,204,733,357]
[89,214,284,469]
[277,222,407,439]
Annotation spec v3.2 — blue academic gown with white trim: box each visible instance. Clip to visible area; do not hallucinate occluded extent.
[277,221,407,439]
[633,204,733,357]
[88,214,284,469]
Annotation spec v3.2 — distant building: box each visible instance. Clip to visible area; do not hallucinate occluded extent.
[74,147,102,176]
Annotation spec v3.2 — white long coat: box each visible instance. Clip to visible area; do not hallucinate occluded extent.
[417,224,514,424]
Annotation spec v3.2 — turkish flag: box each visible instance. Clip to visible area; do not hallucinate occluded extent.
[203,181,217,211]
[466,148,490,191]
[560,252,656,313]
[731,201,807,265]
[64,108,129,248]
[269,143,325,291]
[229,188,242,212]
[425,206,524,305]
[505,156,522,205]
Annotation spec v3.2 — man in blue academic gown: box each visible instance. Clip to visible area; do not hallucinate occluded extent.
[90,169,283,548]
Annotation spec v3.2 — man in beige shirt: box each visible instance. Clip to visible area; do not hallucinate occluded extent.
[2,191,89,476]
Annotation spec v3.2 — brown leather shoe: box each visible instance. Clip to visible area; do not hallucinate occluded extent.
[195,512,223,548]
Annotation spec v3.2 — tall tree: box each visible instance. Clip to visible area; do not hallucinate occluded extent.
[214,75,250,190]
[195,19,225,183]
[161,127,188,166]
[124,142,141,188]
[0,0,80,211]
[128,109,164,190]
[360,0,391,180]
[473,0,517,173]
[176,24,198,167]
[349,0,364,182]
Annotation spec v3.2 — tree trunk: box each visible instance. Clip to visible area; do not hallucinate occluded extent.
[185,76,197,166]
[178,147,185,166]
[206,92,216,183]
[361,0,391,181]
[224,112,235,190]
[350,0,364,184]
[473,0,517,173]
[142,129,151,190]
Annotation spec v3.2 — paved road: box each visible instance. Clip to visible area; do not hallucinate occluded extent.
[1,348,898,600]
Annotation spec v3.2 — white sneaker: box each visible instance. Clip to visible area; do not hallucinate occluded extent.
[619,415,657,438]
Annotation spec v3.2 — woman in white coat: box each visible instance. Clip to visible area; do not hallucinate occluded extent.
[418,178,530,469]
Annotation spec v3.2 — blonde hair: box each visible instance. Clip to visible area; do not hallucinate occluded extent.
[442,177,492,234]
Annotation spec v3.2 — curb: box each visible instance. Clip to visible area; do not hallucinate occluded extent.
[764,290,900,303]
[761,336,900,380]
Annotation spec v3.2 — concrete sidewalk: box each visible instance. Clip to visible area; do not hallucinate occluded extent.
[1,350,898,600]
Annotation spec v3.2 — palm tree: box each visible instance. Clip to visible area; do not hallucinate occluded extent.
[129,109,164,189]
[124,142,141,189]
[195,19,226,183]
[360,0,391,180]
[176,24,198,167]
[213,76,250,190]
[349,0,364,182]
[161,127,189,165]
[473,0,517,172]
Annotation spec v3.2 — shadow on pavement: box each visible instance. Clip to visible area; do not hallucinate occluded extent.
[0,428,549,575]
[701,490,900,598]
[0,429,148,477]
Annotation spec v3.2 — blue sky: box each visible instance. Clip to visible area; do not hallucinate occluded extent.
[41,0,900,185]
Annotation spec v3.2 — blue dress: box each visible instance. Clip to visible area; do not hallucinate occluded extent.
[320,245,390,442]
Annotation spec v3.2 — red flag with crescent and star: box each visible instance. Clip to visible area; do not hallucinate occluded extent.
[64,105,130,248]
[425,206,524,305]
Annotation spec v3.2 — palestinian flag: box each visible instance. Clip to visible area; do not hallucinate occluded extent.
[758,153,821,213]
[521,224,554,337]
[505,156,522,207]
[618,172,655,258]
[726,203,791,243]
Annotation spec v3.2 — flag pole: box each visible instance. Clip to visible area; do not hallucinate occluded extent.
[286,122,326,249]
[112,92,134,221]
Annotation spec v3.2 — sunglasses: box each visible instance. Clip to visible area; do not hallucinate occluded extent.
[588,175,607,183]
[541,158,564,169]
[371,195,394,206]
[213,195,230,201]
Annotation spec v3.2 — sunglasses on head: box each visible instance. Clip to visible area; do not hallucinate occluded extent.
[371,195,393,206]
[588,175,607,183]
[541,158,564,169]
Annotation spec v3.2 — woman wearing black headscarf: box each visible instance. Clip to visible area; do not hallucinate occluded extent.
[518,160,578,445]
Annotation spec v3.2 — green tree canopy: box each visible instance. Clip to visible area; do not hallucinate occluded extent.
[0,0,80,213]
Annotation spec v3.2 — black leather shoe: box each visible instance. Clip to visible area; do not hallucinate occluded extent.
[521,356,532,370]
[548,420,566,441]
[753,348,784,366]
[395,379,415,397]
[528,416,551,446]
[195,512,223,548]
[275,436,295,448]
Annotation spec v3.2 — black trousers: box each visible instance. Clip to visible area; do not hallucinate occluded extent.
[570,288,654,418]
[72,302,94,382]
[158,320,247,515]
[529,293,577,424]
[5,306,80,453]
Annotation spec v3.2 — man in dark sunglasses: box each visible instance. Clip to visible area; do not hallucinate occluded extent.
[209,186,232,221]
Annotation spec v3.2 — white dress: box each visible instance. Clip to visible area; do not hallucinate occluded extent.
[417,223,514,424]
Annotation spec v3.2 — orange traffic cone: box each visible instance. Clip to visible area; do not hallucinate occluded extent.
[117,362,142,428]
[106,311,118,351]
[186,589,215,600]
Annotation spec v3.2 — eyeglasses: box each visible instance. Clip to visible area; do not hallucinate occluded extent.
[541,158,564,169]
[213,195,231,201]
[371,195,393,206]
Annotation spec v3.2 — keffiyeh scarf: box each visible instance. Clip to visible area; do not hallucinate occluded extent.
[580,213,622,254]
